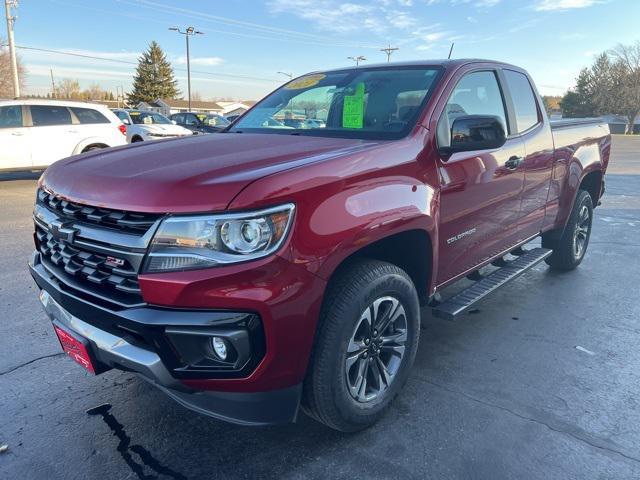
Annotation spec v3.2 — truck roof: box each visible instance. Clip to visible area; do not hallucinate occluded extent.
[318,58,519,74]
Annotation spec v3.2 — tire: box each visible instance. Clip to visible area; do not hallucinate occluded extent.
[302,259,421,432]
[543,190,594,270]
[131,136,143,143]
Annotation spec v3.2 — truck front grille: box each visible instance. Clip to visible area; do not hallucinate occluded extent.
[34,189,162,308]
[37,189,158,235]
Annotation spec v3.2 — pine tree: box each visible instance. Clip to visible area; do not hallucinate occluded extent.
[127,41,180,105]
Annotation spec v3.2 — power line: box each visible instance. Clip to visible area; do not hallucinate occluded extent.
[11,45,282,83]
[112,0,380,49]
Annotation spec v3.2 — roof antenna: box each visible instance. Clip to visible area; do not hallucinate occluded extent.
[448,43,455,59]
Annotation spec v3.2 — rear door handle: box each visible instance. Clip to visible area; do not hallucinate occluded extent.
[505,156,524,170]
[11,132,24,136]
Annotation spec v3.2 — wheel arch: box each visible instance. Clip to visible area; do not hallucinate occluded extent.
[80,143,109,153]
[321,228,434,305]
[579,169,603,207]
[73,137,113,155]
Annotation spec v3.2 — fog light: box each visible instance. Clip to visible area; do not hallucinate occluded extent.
[211,337,228,360]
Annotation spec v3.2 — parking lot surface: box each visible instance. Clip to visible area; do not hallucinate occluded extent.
[1,136,639,479]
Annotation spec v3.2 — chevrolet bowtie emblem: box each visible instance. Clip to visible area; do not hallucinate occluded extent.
[49,219,78,243]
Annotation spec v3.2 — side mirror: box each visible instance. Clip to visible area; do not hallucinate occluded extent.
[122,118,130,125]
[171,120,177,125]
[446,115,506,154]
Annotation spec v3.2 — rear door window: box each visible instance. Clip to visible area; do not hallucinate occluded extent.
[503,70,540,133]
[30,105,72,126]
[0,105,23,128]
[70,107,109,124]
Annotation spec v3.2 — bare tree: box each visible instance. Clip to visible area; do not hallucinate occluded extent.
[0,39,26,98]
[83,83,104,100]
[55,78,81,99]
[609,42,640,134]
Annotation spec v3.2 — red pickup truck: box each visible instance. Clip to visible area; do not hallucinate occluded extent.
[30,59,610,432]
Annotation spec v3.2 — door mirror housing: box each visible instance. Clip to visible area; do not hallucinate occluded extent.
[444,115,506,154]
[171,120,177,125]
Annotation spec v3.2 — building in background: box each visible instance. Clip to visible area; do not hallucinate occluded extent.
[135,98,256,117]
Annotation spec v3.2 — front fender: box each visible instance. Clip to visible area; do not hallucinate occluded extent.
[304,180,437,281]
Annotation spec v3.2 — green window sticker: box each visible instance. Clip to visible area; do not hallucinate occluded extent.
[342,82,365,129]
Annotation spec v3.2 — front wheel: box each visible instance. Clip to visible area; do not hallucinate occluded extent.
[543,189,594,270]
[302,259,420,432]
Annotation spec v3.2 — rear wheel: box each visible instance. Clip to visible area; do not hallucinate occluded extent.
[543,189,594,270]
[302,259,420,432]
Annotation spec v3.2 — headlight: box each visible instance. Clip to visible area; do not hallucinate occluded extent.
[143,203,295,272]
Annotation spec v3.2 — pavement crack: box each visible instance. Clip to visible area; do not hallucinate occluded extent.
[589,241,640,247]
[0,353,65,376]
[415,376,640,465]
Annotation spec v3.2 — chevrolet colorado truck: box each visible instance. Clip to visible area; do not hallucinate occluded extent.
[29,60,610,432]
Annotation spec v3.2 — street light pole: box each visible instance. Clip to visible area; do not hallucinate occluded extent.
[347,55,366,66]
[169,26,203,111]
[4,0,20,98]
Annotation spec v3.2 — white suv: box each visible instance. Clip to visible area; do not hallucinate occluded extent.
[112,109,193,143]
[0,99,128,172]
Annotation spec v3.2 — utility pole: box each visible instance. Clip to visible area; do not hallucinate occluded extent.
[380,44,399,63]
[116,85,124,109]
[448,43,455,59]
[347,55,366,66]
[4,0,20,98]
[169,26,203,111]
[50,68,55,98]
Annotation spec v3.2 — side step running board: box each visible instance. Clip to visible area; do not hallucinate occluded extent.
[432,247,552,321]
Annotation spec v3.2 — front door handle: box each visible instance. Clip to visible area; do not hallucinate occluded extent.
[11,132,24,136]
[505,156,524,170]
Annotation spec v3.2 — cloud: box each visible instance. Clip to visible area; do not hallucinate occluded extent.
[535,0,598,11]
[386,10,418,29]
[175,56,224,66]
[268,0,382,33]
[26,64,133,80]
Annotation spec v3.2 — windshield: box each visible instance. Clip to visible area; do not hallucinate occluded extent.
[197,113,230,127]
[231,66,442,140]
[130,111,172,125]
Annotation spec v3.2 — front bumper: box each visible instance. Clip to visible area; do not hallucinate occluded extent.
[31,254,302,426]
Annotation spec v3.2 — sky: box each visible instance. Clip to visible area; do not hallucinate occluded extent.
[4,0,640,100]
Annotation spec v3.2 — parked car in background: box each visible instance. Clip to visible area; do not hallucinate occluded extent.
[169,112,230,134]
[0,99,127,172]
[112,109,192,143]
[30,60,609,432]
[303,118,326,128]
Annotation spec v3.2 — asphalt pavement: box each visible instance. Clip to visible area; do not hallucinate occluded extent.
[1,136,639,479]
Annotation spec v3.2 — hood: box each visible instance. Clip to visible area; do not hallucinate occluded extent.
[41,133,382,213]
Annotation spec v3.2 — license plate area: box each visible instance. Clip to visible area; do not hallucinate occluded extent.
[52,320,107,374]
